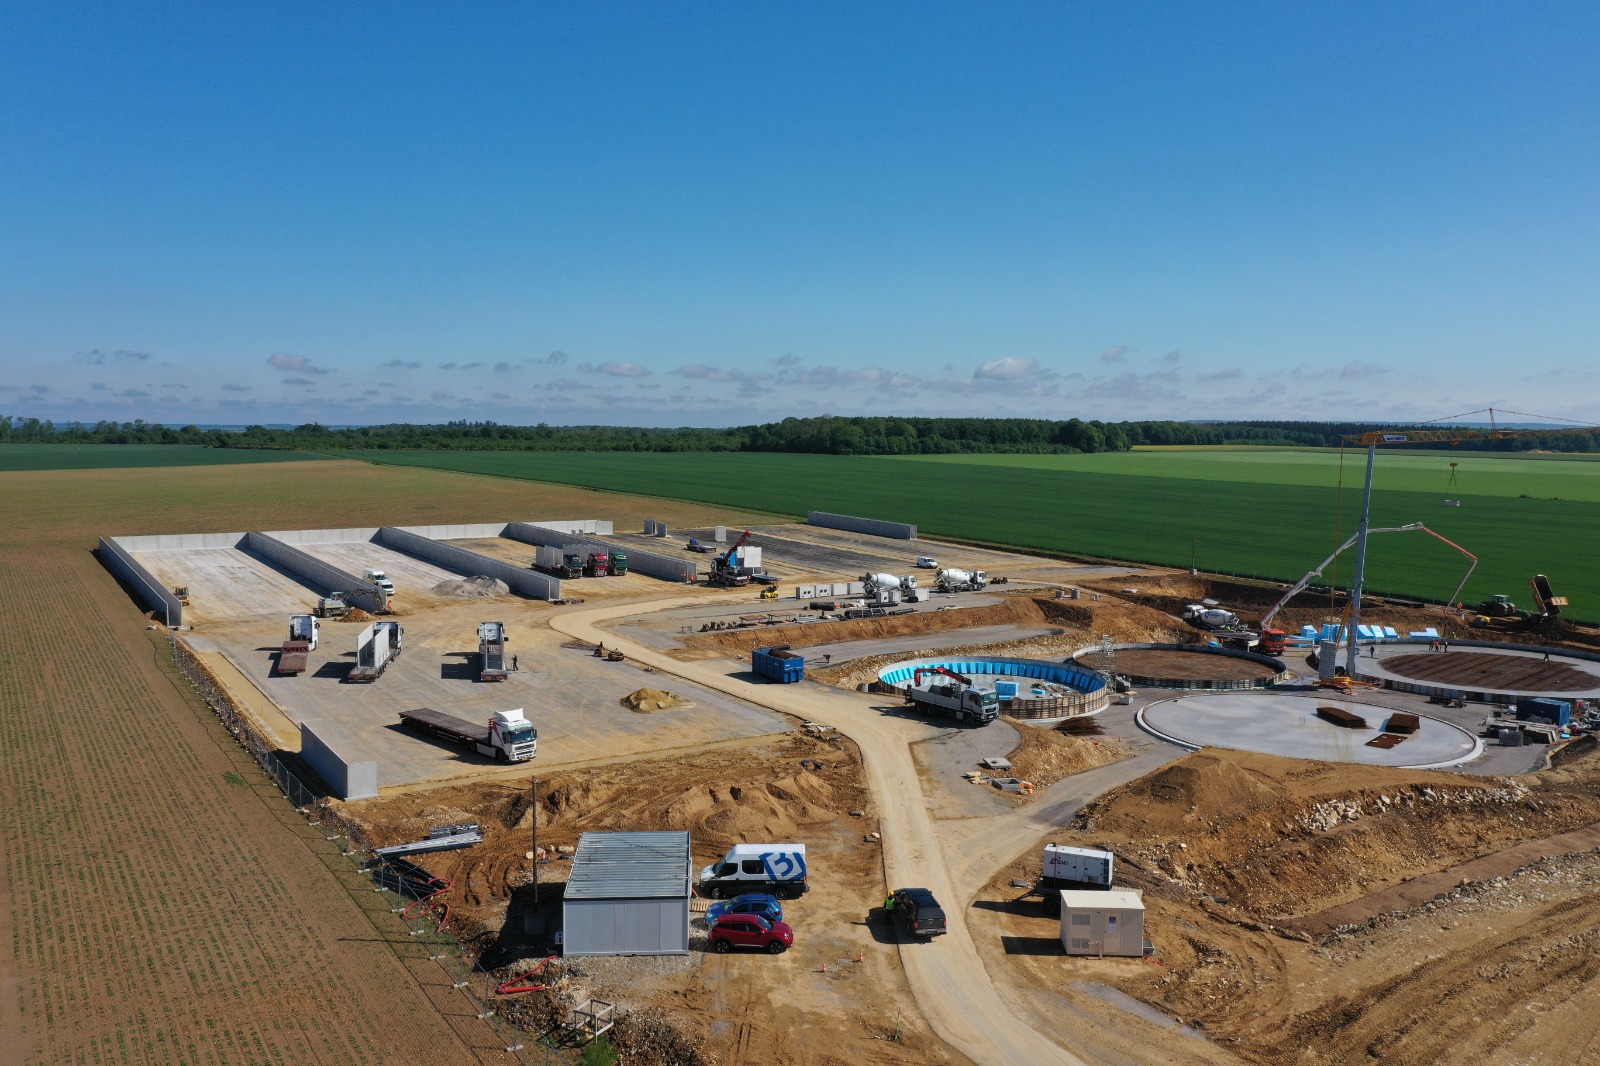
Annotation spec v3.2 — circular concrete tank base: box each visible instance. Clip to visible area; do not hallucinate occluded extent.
[1138,692,1483,769]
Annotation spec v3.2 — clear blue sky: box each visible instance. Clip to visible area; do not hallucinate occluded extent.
[3,2,1596,427]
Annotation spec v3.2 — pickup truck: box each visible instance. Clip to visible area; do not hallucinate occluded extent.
[889,887,947,938]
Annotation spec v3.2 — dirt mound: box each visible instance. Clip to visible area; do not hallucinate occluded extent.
[338,607,374,623]
[621,688,690,713]
[1073,748,1600,917]
[1004,722,1129,790]
[430,575,509,599]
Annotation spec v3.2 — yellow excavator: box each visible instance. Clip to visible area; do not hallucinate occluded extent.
[758,586,779,601]
[173,586,191,606]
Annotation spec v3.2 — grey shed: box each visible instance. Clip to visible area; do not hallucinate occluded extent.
[562,831,692,957]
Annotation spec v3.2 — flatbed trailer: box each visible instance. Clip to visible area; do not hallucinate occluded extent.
[278,639,311,674]
[398,706,537,762]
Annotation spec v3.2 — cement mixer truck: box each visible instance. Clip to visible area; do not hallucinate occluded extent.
[934,568,988,593]
[861,572,903,606]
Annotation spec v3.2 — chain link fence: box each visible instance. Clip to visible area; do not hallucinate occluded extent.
[167,636,571,1063]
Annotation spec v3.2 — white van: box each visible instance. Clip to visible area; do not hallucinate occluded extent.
[915,556,938,569]
[363,568,396,595]
[699,843,809,899]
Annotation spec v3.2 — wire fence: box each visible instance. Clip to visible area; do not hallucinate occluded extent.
[167,636,570,1063]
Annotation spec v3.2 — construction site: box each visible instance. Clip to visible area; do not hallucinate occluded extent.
[99,502,1600,1065]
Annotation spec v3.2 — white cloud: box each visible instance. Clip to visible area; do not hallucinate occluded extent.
[269,352,335,375]
[974,356,1042,381]
[1100,345,1130,363]
[380,359,422,370]
[579,361,652,378]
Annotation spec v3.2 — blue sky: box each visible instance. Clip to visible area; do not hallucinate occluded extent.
[3,2,1597,427]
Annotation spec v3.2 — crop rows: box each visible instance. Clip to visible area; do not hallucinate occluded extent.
[355,449,1600,622]
[0,548,488,1065]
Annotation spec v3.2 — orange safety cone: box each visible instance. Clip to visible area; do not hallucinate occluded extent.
[818,962,828,974]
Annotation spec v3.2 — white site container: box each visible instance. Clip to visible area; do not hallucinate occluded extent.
[1059,889,1145,957]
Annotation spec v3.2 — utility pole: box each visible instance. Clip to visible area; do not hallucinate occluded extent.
[1343,442,1379,672]
[1190,537,1199,573]
[537,768,544,909]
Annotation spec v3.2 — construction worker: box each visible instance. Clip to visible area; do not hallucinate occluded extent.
[883,892,896,915]
[512,654,519,671]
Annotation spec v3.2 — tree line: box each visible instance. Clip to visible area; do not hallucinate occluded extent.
[2,414,1597,455]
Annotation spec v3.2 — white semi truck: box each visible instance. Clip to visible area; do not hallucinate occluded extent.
[478,622,509,681]
[348,621,403,683]
[278,613,320,675]
[398,707,538,763]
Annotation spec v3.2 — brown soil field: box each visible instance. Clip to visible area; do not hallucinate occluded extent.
[342,733,969,1066]
[0,460,777,1065]
[971,746,1600,1065]
[1077,648,1278,681]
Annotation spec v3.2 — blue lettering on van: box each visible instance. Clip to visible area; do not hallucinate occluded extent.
[762,851,806,881]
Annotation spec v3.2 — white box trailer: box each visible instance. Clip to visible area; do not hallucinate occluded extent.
[1059,888,1145,957]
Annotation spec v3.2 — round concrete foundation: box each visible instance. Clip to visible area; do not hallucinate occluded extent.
[1138,692,1482,769]
[1354,642,1600,705]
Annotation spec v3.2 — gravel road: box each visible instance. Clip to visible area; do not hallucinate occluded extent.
[552,593,1091,1066]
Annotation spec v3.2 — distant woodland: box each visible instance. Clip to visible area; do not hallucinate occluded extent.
[3,414,1598,455]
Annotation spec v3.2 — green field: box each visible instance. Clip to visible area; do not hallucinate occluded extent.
[344,448,1600,623]
[0,443,311,471]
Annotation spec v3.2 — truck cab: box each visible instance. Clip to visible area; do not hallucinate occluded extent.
[487,709,538,761]
[610,552,629,575]
[584,552,610,577]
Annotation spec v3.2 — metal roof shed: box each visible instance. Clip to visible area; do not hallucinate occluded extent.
[562,831,692,957]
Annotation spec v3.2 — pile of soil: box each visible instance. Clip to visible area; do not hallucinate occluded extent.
[620,688,690,713]
[342,733,870,911]
[337,608,373,622]
[430,575,509,599]
[1004,721,1129,791]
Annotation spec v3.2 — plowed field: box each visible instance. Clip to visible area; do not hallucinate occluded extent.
[0,461,774,1064]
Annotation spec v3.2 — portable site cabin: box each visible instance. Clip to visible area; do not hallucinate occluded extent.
[562,831,692,957]
[1058,888,1146,957]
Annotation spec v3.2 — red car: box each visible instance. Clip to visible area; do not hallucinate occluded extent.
[708,913,794,954]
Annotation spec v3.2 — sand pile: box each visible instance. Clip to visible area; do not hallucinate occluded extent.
[338,608,374,623]
[431,575,509,599]
[621,688,690,713]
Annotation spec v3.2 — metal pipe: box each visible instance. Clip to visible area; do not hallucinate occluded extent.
[1345,443,1377,669]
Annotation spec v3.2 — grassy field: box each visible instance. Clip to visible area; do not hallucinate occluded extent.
[343,448,1600,622]
[0,444,309,471]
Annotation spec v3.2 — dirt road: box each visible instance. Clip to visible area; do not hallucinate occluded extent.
[552,595,1091,1066]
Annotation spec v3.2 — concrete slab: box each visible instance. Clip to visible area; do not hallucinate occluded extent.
[190,602,790,788]
[293,541,476,610]
[134,546,322,625]
[1361,643,1600,701]
[1139,692,1482,769]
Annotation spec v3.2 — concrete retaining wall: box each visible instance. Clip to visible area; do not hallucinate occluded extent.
[300,719,378,800]
[539,519,614,535]
[110,531,246,552]
[376,526,560,600]
[503,523,698,582]
[243,531,387,613]
[99,536,185,626]
[807,511,916,540]
[391,522,509,541]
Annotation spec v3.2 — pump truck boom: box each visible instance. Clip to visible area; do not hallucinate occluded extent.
[398,707,538,763]
[1257,524,1477,655]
